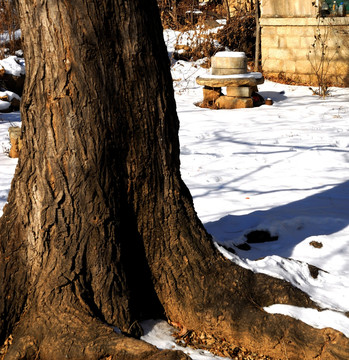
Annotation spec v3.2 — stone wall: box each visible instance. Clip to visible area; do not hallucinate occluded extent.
[260,0,317,18]
[260,16,349,87]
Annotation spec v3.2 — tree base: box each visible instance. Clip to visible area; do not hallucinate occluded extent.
[156,255,349,360]
[1,312,190,360]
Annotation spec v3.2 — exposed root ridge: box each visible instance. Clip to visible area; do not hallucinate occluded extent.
[1,306,190,360]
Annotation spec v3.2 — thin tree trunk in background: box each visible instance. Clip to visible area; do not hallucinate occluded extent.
[225,0,231,20]
[255,0,260,71]
[172,0,178,27]
[0,1,348,359]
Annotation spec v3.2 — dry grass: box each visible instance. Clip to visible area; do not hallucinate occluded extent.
[173,328,273,360]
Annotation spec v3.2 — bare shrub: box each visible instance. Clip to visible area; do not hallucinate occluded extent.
[158,0,229,29]
[306,2,341,97]
[159,1,225,63]
[307,15,340,98]
[174,22,221,63]
[215,8,256,59]
[158,0,203,29]
[0,0,21,58]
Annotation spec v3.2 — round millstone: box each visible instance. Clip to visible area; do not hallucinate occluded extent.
[196,73,264,88]
[211,51,247,75]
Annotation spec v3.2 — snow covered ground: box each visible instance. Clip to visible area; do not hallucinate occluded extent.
[173,58,349,327]
[154,31,349,356]
[0,29,348,359]
[0,111,20,208]
[166,58,349,356]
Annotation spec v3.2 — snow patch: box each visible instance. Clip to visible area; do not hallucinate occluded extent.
[141,319,228,360]
[264,305,349,337]
[213,51,246,58]
[0,56,25,76]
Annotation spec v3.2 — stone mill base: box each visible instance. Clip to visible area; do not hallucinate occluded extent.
[196,73,264,110]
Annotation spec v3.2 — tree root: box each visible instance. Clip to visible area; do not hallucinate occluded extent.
[171,299,349,360]
[2,326,190,360]
[1,306,190,360]
[158,256,349,360]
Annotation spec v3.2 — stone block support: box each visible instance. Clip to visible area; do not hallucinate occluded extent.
[203,86,222,102]
[215,96,253,109]
[226,86,253,97]
[196,72,264,109]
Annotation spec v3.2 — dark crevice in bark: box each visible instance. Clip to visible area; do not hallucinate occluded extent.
[119,218,166,325]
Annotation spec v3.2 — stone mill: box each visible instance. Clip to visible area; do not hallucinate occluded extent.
[196,51,264,109]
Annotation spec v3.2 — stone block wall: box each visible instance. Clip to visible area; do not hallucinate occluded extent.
[260,17,349,87]
[260,0,317,18]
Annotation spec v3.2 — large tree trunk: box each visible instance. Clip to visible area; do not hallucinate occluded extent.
[0,1,348,359]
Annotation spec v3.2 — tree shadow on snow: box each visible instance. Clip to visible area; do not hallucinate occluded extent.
[204,180,349,261]
[0,111,21,124]
[258,90,287,103]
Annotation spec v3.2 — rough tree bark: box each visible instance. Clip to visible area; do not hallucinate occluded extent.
[0,1,348,359]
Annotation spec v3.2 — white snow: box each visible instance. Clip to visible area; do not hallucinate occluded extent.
[172,61,349,342]
[0,27,348,359]
[186,10,203,15]
[0,55,25,76]
[0,90,21,102]
[213,51,246,58]
[0,90,20,111]
[141,320,228,360]
[163,27,222,60]
[0,29,21,44]
[0,112,21,216]
[207,71,263,79]
[0,100,10,112]
[264,305,349,338]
